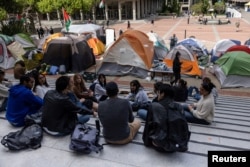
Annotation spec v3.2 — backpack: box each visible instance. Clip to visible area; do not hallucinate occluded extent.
[164,103,191,152]
[143,102,190,152]
[1,124,43,151]
[69,120,103,154]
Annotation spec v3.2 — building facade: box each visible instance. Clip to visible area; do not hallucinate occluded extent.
[101,0,165,21]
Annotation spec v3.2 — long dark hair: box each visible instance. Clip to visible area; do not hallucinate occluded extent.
[33,73,49,92]
[130,80,143,94]
[98,73,106,88]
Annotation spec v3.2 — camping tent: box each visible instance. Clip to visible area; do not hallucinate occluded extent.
[210,39,241,62]
[61,24,103,37]
[177,38,209,57]
[226,45,250,54]
[87,38,105,56]
[164,44,201,77]
[214,51,250,88]
[13,33,36,50]
[98,30,154,78]
[147,32,168,60]
[43,35,96,73]
[0,38,16,69]
[38,32,64,51]
[244,38,250,46]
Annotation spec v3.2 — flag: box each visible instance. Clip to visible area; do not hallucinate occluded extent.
[99,0,104,8]
[62,8,71,32]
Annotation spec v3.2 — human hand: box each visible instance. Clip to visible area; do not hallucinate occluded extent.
[93,111,98,117]
[80,98,85,103]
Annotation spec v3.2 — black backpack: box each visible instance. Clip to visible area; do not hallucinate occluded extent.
[164,103,191,152]
[1,124,43,151]
[143,102,190,152]
[69,120,103,154]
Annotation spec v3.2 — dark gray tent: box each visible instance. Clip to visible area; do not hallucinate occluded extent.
[43,35,95,73]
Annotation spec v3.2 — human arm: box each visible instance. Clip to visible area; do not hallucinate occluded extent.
[190,98,214,119]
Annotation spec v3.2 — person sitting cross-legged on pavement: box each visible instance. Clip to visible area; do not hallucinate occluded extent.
[6,73,43,127]
[188,77,218,104]
[98,81,141,145]
[42,76,95,136]
[33,72,51,99]
[183,83,215,125]
[173,79,188,102]
[93,74,108,102]
[126,80,149,111]
[137,81,163,120]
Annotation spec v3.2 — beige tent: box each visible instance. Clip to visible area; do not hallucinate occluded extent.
[98,30,154,78]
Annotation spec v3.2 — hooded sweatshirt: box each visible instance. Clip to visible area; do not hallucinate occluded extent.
[6,84,43,126]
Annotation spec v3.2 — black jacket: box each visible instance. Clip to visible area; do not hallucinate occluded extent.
[42,90,92,134]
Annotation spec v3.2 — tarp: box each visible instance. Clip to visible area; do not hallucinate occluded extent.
[214,51,250,88]
[164,44,201,77]
[98,30,154,78]
[61,24,103,37]
[13,33,36,49]
[43,35,95,73]
[0,34,14,45]
[38,32,64,51]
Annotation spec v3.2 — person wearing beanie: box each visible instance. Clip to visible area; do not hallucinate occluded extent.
[98,81,141,144]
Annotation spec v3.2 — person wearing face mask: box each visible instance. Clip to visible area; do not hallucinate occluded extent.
[6,73,43,127]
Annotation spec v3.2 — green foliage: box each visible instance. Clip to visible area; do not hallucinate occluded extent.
[37,0,94,14]
[0,21,27,36]
[214,1,226,14]
[165,0,181,15]
[0,8,7,21]
[201,0,210,14]
[191,3,203,15]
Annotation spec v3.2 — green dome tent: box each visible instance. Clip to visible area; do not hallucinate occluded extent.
[213,51,250,88]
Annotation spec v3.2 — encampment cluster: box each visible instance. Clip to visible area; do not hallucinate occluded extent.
[0,24,250,88]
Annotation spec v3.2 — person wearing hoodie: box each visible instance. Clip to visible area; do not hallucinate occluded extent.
[6,73,43,127]
[126,80,149,111]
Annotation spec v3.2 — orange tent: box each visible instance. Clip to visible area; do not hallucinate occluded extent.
[87,38,105,56]
[164,44,201,77]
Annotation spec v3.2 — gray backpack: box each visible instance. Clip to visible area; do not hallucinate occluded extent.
[69,121,103,154]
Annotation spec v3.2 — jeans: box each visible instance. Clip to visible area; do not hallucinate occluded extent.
[182,103,209,125]
[137,109,148,120]
[78,114,90,124]
[184,111,209,125]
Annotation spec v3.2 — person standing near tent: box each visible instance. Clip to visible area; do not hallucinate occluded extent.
[49,26,54,34]
[119,28,123,36]
[170,51,182,86]
[169,34,178,50]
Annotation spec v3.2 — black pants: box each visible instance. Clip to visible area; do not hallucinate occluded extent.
[171,72,181,85]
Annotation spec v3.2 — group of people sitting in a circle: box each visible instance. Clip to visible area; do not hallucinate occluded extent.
[1,62,217,150]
